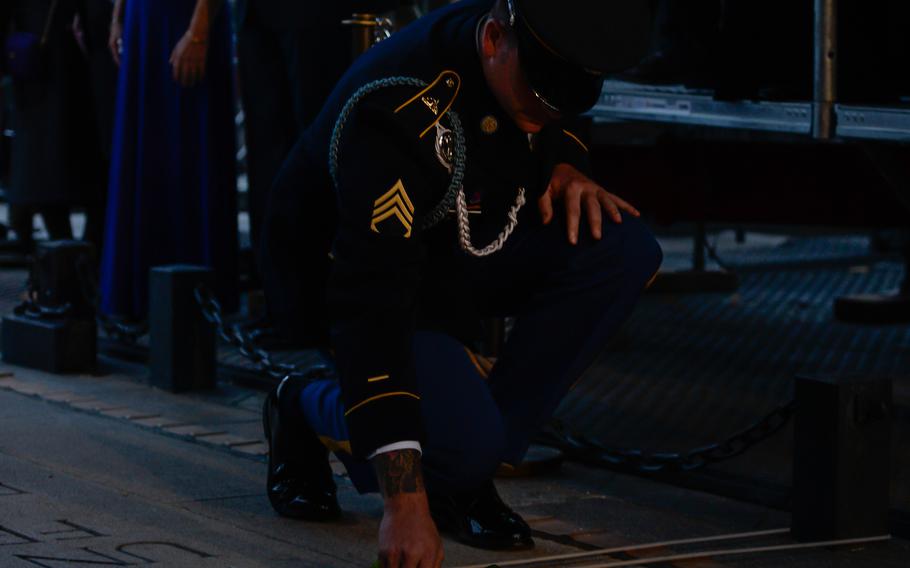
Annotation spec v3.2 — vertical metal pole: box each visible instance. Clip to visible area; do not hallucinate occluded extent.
[812,0,837,139]
[902,247,910,296]
[693,222,707,272]
[342,14,379,59]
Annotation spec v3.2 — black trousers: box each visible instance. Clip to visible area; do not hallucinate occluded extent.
[236,14,351,259]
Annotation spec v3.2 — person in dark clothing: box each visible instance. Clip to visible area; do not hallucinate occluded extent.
[0,0,106,252]
[261,0,660,564]
[235,0,357,267]
[74,0,118,251]
[100,0,239,319]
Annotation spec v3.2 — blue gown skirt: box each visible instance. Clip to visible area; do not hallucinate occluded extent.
[100,0,239,318]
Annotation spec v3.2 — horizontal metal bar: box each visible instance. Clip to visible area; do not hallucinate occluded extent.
[458,532,890,568]
[589,81,812,135]
[836,105,910,142]
[571,534,891,568]
[455,527,790,568]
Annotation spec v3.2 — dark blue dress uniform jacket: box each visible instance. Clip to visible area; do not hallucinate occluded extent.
[262,0,592,458]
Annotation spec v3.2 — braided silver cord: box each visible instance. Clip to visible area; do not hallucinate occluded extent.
[456,186,526,257]
[421,110,465,230]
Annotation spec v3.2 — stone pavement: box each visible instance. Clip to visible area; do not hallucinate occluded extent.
[0,358,907,567]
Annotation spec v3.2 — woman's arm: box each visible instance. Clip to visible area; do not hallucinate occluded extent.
[108,0,125,66]
[169,0,224,87]
[185,0,224,44]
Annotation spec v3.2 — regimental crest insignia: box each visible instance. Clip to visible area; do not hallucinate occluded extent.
[371,179,415,238]
[392,70,461,139]
[421,95,440,115]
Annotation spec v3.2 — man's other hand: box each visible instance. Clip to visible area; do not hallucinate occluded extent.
[539,163,640,245]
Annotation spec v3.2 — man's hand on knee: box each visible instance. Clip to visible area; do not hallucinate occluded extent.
[372,450,444,568]
[539,163,640,245]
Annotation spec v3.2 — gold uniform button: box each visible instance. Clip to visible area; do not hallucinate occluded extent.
[480,115,499,135]
[446,77,456,88]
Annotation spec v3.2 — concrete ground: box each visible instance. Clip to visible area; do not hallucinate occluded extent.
[0,358,907,568]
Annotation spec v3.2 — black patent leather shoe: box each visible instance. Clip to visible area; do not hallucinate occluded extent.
[263,375,341,521]
[429,480,534,550]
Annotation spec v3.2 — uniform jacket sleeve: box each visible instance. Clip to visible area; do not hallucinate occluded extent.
[537,119,593,183]
[327,84,451,459]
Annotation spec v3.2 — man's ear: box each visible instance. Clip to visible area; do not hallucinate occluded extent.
[480,18,505,59]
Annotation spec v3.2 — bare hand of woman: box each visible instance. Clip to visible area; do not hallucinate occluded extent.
[108,19,123,66]
[72,14,87,57]
[169,32,208,87]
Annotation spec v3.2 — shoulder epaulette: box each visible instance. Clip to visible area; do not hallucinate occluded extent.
[392,70,461,139]
[329,71,463,188]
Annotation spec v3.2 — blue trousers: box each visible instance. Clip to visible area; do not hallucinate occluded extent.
[299,211,662,494]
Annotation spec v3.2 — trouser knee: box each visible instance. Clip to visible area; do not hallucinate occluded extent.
[424,416,506,493]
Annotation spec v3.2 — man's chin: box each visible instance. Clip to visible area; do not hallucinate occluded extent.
[512,113,545,134]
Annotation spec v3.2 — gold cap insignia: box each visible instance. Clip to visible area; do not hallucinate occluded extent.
[481,115,499,135]
[371,179,414,238]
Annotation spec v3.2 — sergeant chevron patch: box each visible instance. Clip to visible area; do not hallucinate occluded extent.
[371,179,415,238]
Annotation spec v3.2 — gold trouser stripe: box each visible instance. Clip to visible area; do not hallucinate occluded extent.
[562,129,590,153]
[645,268,661,290]
[344,391,421,416]
[319,435,353,455]
[367,374,390,383]
[463,347,495,379]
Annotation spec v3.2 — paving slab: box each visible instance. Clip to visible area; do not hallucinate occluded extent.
[0,362,908,567]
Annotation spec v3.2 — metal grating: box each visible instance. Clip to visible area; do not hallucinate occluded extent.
[554,239,909,510]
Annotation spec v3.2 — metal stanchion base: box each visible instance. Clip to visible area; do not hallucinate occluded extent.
[834,290,910,324]
[1,315,96,374]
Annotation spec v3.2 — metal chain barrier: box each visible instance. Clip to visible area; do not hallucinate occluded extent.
[13,260,146,347]
[193,285,333,381]
[540,400,796,474]
[97,316,149,345]
[73,257,149,345]
[194,284,791,472]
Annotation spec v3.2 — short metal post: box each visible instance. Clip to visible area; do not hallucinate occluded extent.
[149,266,216,392]
[812,0,838,139]
[792,374,891,541]
[0,241,97,374]
[343,13,378,58]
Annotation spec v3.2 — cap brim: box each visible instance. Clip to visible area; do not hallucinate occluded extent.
[515,23,604,115]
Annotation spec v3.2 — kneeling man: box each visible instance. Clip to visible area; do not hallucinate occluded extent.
[260,1,662,566]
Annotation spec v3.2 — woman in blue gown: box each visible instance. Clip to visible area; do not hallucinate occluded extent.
[101,0,238,319]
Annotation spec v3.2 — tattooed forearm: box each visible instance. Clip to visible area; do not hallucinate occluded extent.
[371,449,424,498]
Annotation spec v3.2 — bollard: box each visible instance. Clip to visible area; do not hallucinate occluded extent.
[792,374,892,541]
[149,266,216,392]
[1,316,96,373]
[1,241,96,373]
[32,240,97,318]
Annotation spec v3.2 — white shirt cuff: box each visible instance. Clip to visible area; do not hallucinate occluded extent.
[367,441,423,460]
